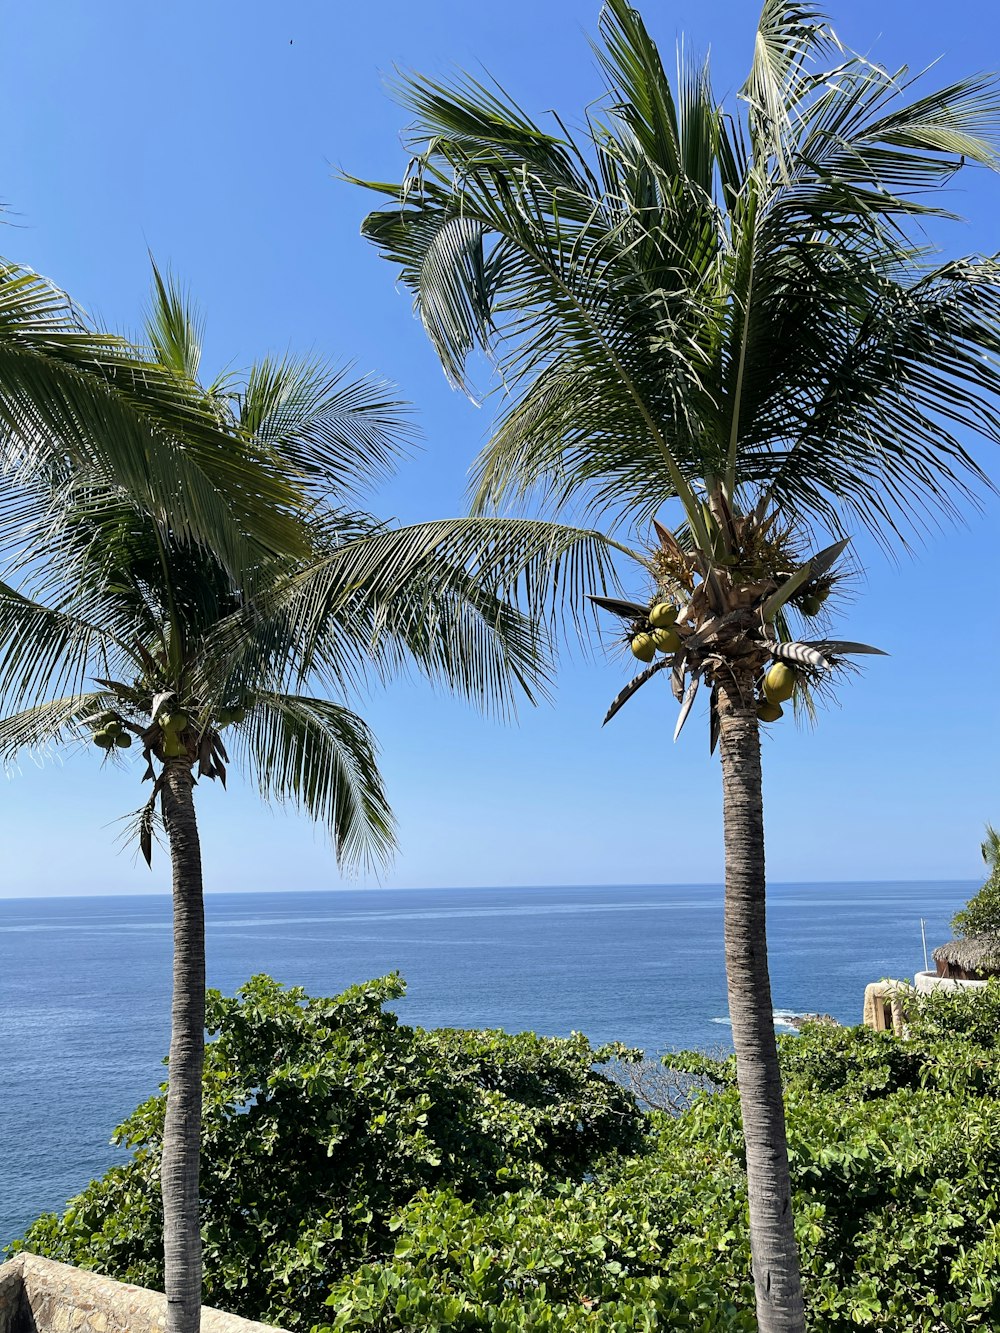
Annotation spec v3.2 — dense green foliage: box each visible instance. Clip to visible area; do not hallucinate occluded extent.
[13,976,643,1327]
[17,980,1000,1331]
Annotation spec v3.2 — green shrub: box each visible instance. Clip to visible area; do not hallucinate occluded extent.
[11,974,644,1328]
[17,979,1000,1331]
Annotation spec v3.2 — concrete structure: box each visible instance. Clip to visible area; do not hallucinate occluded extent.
[913,970,989,996]
[0,1255,279,1333]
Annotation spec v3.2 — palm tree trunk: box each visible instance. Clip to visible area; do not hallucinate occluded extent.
[716,671,805,1333]
[160,758,205,1333]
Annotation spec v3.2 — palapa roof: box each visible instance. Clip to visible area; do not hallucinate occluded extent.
[932,935,1000,974]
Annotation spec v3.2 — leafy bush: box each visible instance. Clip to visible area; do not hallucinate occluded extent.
[11,975,644,1327]
[322,989,1000,1332]
[17,979,1000,1331]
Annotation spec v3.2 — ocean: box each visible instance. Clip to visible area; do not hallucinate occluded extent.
[0,879,974,1248]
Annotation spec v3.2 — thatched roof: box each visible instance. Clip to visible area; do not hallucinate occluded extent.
[932,936,1000,973]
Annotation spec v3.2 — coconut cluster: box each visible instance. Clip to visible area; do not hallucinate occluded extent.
[156,707,191,758]
[629,602,681,663]
[756,662,796,723]
[89,696,250,763]
[153,702,247,758]
[91,713,132,751]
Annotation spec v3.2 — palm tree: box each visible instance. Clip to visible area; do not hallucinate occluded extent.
[352,3,1000,1328]
[0,271,614,1333]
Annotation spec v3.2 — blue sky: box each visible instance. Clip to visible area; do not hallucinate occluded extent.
[1,0,998,896]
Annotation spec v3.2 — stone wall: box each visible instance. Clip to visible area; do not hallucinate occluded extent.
[0,1257,29,1333]
[0,1256,280,1333]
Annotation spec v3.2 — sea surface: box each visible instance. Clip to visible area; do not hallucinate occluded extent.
[0,880,975,1247]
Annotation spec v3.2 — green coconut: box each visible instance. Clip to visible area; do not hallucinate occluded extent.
[115,732,133,749]
[756,700,784,723]
[161,710,189,734]
[800,593,823,617]
[92,728,115,750]
[162,735,186,759]
[651,626,681,654]
[630,633,656,663]
[763,662,796,704]
[648,602,678,629]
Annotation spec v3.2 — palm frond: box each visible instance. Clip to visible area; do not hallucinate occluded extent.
[0,692,108,767]
[0,259,307,573]
[202,515,623,722]
[238,357,412,502]
[236,693,395,873]
[0,578,122,711]
[277,515,621,683]
[743,0,837,177]
[357,7,1000,559]
[144,261,204,384]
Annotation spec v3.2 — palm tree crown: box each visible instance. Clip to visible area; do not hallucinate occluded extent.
[357,0,1000,549]
[0,266,615,866]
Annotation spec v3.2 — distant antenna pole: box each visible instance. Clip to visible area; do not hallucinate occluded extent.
[920,918,929,974]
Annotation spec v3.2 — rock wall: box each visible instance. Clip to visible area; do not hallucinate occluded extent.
[0,1256,280,1333]
[0,1257,29,1333]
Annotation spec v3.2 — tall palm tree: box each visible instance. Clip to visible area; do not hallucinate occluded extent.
[0,271,614,1333]
[353,3,1000,1328]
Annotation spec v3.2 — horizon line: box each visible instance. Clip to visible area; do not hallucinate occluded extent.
[0,877,980,904]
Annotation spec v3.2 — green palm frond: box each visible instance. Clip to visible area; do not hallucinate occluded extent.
[0,578,124,710]
[982,824,1000,871]
[0,692,108,767]
[198,515,622,723]
[743,0,836,176]
[358,158,717,538]
[0,259,307,573]
[238,357,412,503]
[236,693,395,873]
[144,261,204,385]
[264,516,622,694]
[595,0,725,194]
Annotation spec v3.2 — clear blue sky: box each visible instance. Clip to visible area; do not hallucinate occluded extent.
[1,0,998,896]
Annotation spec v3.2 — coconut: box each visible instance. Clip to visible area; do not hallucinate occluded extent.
[652,626,681,654]
[92,728,115,750]
[115,733,133,749]
[161,710,189,734]
[162,735,186,759]
[763,662,796,704]
[648,603,678,629]
[630,633,656,663]
[800,593,822,617]
[756,700,784,723]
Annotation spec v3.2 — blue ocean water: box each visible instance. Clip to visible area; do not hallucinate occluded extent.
[0,880,974,1248]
